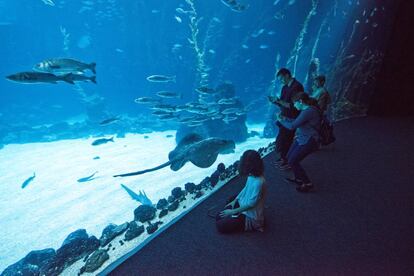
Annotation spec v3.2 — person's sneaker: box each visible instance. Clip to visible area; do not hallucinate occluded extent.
[296,183,314,193]
[284,177,303,185]
[278,163,291,170]
[274,158,285,165]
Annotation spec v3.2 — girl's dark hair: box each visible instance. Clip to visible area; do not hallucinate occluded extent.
[238,150,264,177]
[292,92,318,107]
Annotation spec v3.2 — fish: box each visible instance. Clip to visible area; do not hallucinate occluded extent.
[77,171,98,182]
[158,114,177,121]
[64,73,96,84]
[274,12,285,20]
[120,184,153,206]
[242,44,249,49]
[174,16,182,23]
[93,156,100,160]
[134,97,161,104]
[245,59,251,63]
[146,75,176,83]
[259,44,269,49]
[151,104,176,112]
[222,108,243,115]
[41,0,55,6]
[99,116,120,125]
[91,137,114,146]
[114,134,235,177]
[21,173,36,189]
[268,30,276,35]
[6,72,75,84]
[251,28,265,38]
[196,86,216,95]
[156,91,182,99]
[33,58,96,75]
[152,110,173,116]
[220,0,248,12]
[208,49,216,54]
[218,98,238,105]
[223,116,238,123]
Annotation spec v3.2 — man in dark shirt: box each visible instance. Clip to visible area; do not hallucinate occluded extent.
[268,68,304,168]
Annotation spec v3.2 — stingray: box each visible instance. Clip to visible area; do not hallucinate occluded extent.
[113,133,235,177]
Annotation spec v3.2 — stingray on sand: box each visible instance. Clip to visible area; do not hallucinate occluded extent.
[113,134,235,177]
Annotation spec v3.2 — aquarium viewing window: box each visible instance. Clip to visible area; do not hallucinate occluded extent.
[0,0,398,275]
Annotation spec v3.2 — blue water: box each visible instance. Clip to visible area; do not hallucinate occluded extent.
[0,0,357,132]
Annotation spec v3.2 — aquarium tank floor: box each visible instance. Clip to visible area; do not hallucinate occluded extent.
[109,116,414,276]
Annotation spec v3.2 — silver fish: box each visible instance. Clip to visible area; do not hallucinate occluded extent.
[99,116,120,125]
[218,98,238,105]
[134,97,161,104]
[34,58,96,74]
[222,108,242,115]
[146,75,176,83]
[156,91,182,98]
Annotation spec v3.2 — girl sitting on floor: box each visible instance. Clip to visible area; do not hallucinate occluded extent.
[216,150,266,234]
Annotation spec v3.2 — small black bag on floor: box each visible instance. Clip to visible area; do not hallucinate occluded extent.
[319,115,336,146]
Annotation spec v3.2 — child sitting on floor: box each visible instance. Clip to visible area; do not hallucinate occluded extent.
[216,150,266,233]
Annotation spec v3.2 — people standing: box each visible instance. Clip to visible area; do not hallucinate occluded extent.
[276,92,321,192]
[268,68,304,170]
[311,75,331,114]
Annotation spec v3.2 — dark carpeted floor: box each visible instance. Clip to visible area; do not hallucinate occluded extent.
[108,117,414,276]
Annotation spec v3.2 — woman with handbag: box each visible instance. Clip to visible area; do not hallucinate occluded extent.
[216,150,266,233]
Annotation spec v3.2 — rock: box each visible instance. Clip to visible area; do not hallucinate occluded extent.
[194,184,203,191]
[159,209,168,218]
[168,201,179,212]
[134,205,156,223]
[200,177,211,189]
[194,191,203,199]
[146,221,162,234]
[1,248,56,276]
[217,163,226,173]
[99,222,129,247]
[144,135,149,139]
[119,240,124,246]
[167,195,175,203]
[184,182,196,194]
[80,249,109,273]
[171,187,184,199]
[40,229,99,276]
[156,198,168,210]
[210,171,220,187]
[124,221,145,241]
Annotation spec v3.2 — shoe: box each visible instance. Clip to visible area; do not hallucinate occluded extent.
[275,158,284,164]
[284,177,303,185]
[278,163,291,170]
[296,183,314,193]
